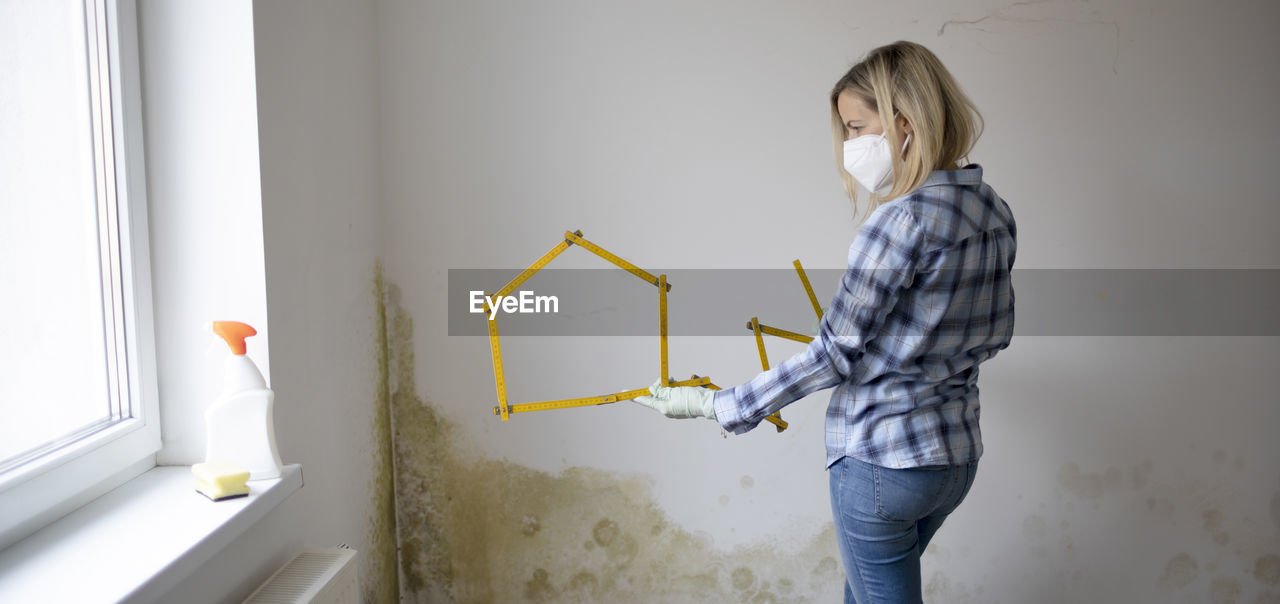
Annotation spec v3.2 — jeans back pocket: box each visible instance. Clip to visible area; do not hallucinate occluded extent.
[873,464,950,522]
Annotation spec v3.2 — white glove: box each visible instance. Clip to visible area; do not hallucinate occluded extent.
[633,379,717,420]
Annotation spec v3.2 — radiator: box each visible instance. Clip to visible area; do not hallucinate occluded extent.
[243,547,359,604]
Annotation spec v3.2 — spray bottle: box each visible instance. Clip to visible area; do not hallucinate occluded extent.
[207,321,283,480]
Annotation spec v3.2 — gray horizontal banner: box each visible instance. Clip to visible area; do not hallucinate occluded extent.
[447,269,1280,336]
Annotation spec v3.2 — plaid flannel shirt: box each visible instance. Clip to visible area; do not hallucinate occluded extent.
[712,164,1016,469]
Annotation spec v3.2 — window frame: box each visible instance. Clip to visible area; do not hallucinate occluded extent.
[0,0,160,550]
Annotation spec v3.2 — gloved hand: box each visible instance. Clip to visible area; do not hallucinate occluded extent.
[633,378,717,420]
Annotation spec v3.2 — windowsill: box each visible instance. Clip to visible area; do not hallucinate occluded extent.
[0,463,302,603]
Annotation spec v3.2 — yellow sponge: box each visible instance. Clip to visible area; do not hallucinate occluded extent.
[193,461,250,501]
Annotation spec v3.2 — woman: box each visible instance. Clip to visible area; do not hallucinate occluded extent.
[634,40,1016,603]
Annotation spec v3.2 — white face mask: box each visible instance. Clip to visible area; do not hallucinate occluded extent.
[843,131,911,195]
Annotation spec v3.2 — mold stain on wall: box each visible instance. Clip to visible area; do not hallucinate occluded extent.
[1157,553,1198,591]
[366,263,401,604]
[1056,453,1280,600]
[376,275,843,603]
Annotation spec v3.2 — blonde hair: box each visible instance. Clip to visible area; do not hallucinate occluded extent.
[830,41,984,215]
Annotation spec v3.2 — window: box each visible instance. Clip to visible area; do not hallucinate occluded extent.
[0,0,158,549]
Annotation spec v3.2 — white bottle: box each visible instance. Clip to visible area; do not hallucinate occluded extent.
[206,321,283,480]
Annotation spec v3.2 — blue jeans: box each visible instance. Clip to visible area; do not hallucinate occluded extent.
[828,455,979,604]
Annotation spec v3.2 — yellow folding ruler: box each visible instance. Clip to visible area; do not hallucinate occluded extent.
[485,229,788,433]
[742,260,825,345]
[795,259,824,320]
[737,259,829,428]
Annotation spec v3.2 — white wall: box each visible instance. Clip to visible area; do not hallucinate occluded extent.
[148,0,384,601]
[144,0,1280,601]
[378,0,1280,602]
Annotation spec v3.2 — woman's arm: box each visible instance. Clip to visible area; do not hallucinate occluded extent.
[713,203,928,434]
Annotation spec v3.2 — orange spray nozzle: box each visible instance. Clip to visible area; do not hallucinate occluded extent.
[212,321,257,355]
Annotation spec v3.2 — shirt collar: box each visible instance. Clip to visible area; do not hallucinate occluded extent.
[919,163,983,189]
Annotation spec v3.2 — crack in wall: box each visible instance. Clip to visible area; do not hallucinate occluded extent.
[937,0,1122,74]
